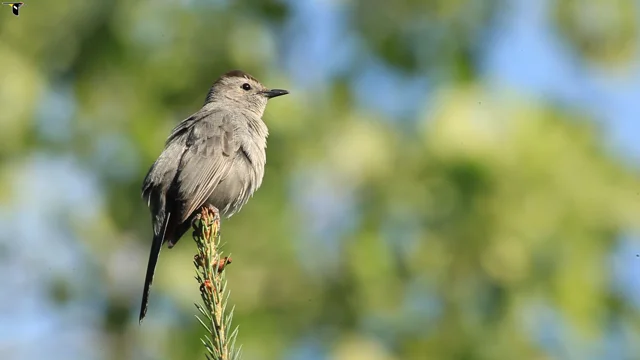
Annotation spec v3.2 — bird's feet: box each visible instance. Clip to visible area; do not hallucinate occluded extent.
[202,204,220,223]
[193,205,221,229]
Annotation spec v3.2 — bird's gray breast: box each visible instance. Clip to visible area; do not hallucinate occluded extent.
[207,143,266,217]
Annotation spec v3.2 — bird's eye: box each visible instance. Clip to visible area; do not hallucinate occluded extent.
[241,83,251,91]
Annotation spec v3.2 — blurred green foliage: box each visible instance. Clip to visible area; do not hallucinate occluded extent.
[0,0,639,360]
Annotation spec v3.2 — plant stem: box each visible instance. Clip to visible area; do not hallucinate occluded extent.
[192,205,239,360]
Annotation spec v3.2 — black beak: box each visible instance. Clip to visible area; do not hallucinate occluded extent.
[262,89,289,99]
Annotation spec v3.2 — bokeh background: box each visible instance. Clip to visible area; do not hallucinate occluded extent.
[1,0,640,359]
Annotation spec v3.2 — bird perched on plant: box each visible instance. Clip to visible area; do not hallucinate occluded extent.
[139,70,288,322]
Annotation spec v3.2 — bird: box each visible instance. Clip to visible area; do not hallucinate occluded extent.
[139,70,288,323]
[2,2,25,16]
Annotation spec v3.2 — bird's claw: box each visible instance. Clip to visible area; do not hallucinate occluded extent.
[202,204,220,218]
[192,205,221,231]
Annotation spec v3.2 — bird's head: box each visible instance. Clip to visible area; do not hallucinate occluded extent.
[205,70,288,116]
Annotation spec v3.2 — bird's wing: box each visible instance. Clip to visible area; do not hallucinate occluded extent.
[142,111,201,203]
[166,113,201,145]
[174,111,238,222]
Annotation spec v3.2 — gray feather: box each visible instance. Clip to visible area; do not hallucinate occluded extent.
[173,111,238,221]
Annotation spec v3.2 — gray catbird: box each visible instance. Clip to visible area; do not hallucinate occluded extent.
[139,70,288,322]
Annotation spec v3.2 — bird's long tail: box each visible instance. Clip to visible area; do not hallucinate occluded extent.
[139,214,170,323]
